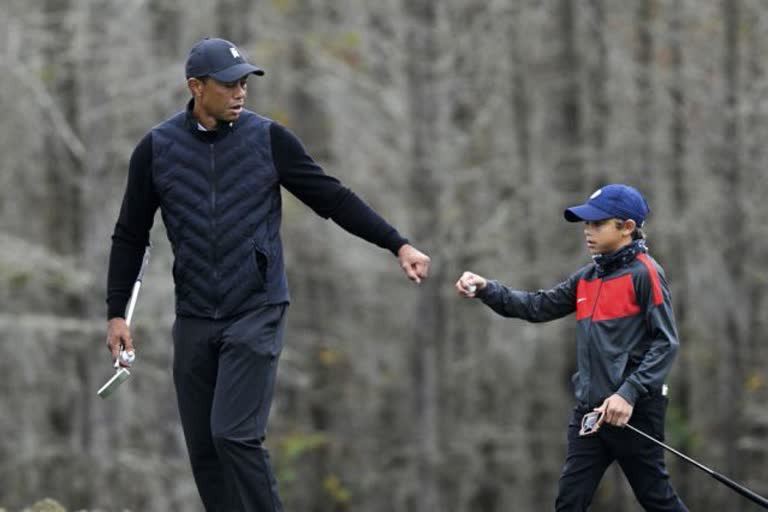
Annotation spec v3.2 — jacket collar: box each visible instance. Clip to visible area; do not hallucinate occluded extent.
[184,99,236,137]
[592,239,647,276]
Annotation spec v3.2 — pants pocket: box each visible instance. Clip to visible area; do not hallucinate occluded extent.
[634,394,668,441]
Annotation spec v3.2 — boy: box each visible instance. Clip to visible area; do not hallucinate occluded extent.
[456,184,688,511]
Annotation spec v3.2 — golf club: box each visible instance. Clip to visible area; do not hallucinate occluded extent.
[626,423,768,509]
[97,245,151,399]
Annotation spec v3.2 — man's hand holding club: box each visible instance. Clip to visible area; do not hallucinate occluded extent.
[106,317,135,369]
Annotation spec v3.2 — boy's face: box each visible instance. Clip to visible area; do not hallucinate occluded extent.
[583,218,635,255]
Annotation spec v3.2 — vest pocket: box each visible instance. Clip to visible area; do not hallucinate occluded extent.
[252,243,269,292]
[172,248,191,300]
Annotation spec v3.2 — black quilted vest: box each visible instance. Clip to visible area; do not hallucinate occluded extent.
[151,107,289,318]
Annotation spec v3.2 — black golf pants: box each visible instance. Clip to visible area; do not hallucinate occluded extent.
[173,304,288,512]
[555,395,688,511]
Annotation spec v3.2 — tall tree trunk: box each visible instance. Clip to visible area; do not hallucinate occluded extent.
[555,0,583,197]
[44,0,81,262]
[667,0,693,503]
[719,0,743,495]
[509,4,537,287]
[635,0,655,183]
[405,1,444,510]
[74,1,110,507]
[743,5,768,491]
[586,0,610,187]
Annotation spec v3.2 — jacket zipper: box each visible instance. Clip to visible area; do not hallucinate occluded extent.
[209,143,220,319]
[584,278,603,406]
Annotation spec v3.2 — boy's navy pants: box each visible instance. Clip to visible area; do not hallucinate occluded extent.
[173,304,288,512]
[556,395,689,511]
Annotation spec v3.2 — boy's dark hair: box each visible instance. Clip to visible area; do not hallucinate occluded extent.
[614,219,646,240]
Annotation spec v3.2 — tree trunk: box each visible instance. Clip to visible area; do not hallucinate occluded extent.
[405,1,443,510]
[667,0,694,503]
[635,0,655,183]
[554,0,584,197]
[719,0,743,497]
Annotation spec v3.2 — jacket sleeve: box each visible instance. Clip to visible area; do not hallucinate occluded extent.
[616,261,680,405]
[106,132,159,319]
[477,270,581,322]
[271,123,408,255]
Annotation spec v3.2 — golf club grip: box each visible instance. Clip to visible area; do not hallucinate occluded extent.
[710,471,768,509]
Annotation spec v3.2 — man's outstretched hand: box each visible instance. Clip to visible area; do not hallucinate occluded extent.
[397,244,431,284]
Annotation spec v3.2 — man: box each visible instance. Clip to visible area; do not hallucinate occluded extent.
[456,184,687,511]
[106,37,430,511]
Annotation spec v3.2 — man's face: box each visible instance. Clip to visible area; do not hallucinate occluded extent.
[189,76,248,126]
[583,218,634,255]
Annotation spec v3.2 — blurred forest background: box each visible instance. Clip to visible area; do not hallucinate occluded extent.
[1,0,767,510]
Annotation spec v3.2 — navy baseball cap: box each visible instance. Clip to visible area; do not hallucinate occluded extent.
[564,184,650,225]
[185,38,264,81]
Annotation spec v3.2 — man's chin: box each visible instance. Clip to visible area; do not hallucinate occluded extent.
[218,112,240,123]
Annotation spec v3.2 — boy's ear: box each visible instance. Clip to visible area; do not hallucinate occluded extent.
[623,219,637,235]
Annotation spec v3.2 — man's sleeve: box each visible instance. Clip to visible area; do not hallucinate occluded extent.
[476,270,581,322]
[106,133,160,319]
[616,260,680,405]
[271,123,408,255]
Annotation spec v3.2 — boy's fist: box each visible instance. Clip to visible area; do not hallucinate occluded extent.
[456,271,487,298]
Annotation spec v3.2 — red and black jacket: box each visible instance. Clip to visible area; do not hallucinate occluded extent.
[478,241,679,408]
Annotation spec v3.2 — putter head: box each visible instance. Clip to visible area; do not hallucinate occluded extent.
[579,411,602,437]
[97,368,131,399]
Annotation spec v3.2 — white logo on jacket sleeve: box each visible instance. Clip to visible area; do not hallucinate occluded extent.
[229,47,240,59]
[577,298,587,303]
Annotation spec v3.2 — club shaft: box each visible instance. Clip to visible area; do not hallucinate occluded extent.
[626,424,768,508]
[124,246,151,327]
[99,245,150,398]
[124,281,141,327]
[625,424,712,474]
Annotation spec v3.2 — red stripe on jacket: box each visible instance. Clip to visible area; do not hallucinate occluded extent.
[575,274,641,321]
[637,253,663,306]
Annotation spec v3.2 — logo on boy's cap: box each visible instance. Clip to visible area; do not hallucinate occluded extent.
[564,184,650,225]
[229,47,240,59]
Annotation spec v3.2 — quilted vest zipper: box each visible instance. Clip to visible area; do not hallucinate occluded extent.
[209,143,220,319]
[584,278,604,405]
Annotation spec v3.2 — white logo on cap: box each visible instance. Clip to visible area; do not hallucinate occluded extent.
[590,189,602,199]
[229,47,240,59]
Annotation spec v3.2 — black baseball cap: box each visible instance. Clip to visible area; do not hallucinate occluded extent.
[185,38,265,81]
[564,184,650,226]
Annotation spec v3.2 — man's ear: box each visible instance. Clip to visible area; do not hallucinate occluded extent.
[187,77,203,97]
[623,219,637,235]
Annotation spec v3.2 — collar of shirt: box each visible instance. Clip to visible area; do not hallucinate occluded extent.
[592,239,647,276]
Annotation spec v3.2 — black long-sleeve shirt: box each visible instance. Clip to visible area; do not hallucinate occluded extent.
[107,122,408,319]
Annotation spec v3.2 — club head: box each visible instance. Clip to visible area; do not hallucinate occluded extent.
[97,368,131,399]
[579,411,602,437]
